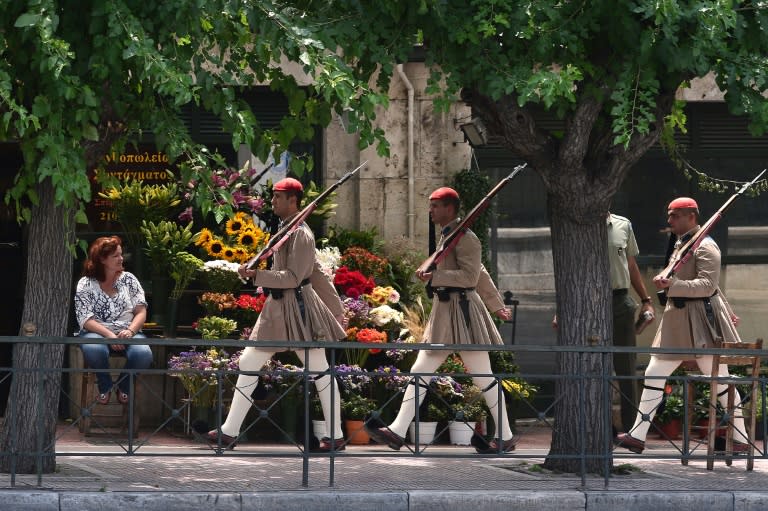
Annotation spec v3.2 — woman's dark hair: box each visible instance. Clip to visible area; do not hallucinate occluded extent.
[82,236,122,282]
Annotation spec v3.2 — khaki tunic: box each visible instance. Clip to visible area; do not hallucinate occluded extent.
[651,232,740,359]
[423,222,505,345]
[250,216,345,343]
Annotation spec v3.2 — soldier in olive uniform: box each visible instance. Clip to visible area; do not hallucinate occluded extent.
[205,178,347,451]
[366,187,516,453]
[615,197,747,454]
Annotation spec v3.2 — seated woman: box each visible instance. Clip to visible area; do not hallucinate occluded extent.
[74,236,153,405]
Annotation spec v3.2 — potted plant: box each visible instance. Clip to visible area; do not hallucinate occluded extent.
[341,393,377,445]
[194,315,238,340]
[409,402,446,445]
[98,179,181,277]
[233,292,267,330]
[491,350,539,422]
[199,260,246,294]
[448,384,488,445]
[167,347,237,427]
[198,292,238,317]
[310,396,326,442]
[166,251,204,337]
[140,219,195,325]
[259,359,307,443]
[653,391,684,439]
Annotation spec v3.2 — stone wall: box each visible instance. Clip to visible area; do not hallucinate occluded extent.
[323,62,472,243]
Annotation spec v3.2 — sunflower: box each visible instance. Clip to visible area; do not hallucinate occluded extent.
[238,229,258,249]
[222,246,237,261]
[233,247,250,262]
[206,240,225,257]
[195,228,214,247]
[225,218,244,236]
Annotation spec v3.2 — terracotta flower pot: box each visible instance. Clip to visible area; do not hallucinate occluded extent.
[653,418,682,439]
[344,419,370,445]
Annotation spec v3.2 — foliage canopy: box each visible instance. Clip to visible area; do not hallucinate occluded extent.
[0,0,389,225]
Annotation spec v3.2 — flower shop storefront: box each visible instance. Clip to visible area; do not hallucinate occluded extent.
[83,235,535,444]
[65,144,537,441]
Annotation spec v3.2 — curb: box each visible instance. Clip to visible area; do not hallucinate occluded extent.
[3,490,768,511]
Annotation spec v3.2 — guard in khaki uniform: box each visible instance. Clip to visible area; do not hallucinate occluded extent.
[615,197,747,454]
[205,177,347,451]
[366,186,516,453]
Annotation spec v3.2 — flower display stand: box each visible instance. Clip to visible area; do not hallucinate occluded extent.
[408,421,438,444]
[448,421,475,445]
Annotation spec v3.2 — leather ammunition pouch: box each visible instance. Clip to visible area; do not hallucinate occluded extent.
[263,278,311,299]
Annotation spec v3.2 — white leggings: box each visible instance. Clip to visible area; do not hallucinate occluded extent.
[629,355,748,443]
[219,347,342,439]
[388,349,514,441]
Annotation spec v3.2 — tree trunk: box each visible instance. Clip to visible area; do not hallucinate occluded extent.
[466,84,675,475]
[0,178,75,473]
[542,192,614,474]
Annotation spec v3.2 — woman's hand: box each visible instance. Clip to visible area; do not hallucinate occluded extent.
[116,328,135,339]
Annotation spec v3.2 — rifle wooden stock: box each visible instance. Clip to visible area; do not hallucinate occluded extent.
[245,161,367,269]
[417,163,527,274]
[661,168,766,280]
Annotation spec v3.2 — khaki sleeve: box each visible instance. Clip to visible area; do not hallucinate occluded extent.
[476,265,505,313]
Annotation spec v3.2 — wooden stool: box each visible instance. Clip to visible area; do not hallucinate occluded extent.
[78,353,141,436]
[682,339,763,470]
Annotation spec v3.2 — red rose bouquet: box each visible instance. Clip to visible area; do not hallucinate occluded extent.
[333,266,375,298]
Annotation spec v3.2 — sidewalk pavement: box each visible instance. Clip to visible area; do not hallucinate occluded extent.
[1,421,767,511]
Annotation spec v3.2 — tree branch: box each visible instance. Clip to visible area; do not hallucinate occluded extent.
[558,91,604,169]
[461,88,557,183]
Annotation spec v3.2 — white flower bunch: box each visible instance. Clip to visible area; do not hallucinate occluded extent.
[315,246,341,277]
[369,304,404,327]
[202,259,247,283]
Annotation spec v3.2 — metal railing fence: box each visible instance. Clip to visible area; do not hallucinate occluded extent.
[0,336,765,489]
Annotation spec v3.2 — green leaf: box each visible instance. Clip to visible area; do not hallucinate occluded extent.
[74,209,89,224]
[14,13,41,27]
[82,124,99,141]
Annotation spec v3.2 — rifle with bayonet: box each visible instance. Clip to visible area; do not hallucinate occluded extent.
[657,168,767,306]
[245,160,367,269]
[250,162,274,186]
[417,163,527,274]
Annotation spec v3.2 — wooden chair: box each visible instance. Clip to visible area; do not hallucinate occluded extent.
[78,353,141,436]
[682,339,762,470]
